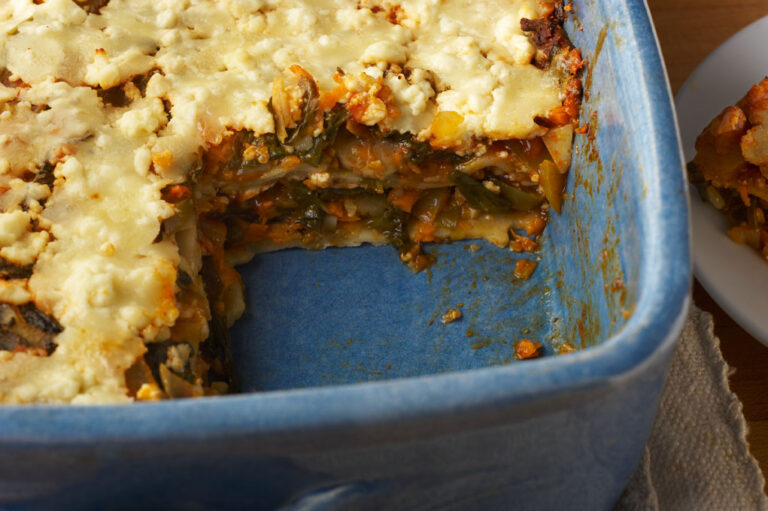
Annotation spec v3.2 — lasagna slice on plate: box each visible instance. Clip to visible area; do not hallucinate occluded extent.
[689,77,768,261]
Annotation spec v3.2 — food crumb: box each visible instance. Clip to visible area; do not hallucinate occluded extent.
[136,383,164,401]
[441,308,462,324]
[515,339,542,360]
[510,232,537,253]
[559,343,576,355]
[513,259,538,280]
[468,243,481,253]
[151,150,174,169]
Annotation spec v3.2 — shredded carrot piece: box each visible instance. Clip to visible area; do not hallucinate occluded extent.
[326,201,360,222]
[152,150,174,169]
[163,184,192,203]
[387,188,421,213]
[288,64,313,81]
[515,339,542,360]
[319,85,348,111]
[546,106,572,127]
[428,111,464,148]
[737,183,751,206]
[513,259,538,280]
[411,221,436,243]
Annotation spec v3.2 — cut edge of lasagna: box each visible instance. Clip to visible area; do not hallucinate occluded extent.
[0,0,582,404]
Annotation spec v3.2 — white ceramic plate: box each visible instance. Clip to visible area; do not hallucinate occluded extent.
[676,15,768,347]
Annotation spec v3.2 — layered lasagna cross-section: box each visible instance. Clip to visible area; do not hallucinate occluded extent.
[689,77,768,260]
[0,0,582,403]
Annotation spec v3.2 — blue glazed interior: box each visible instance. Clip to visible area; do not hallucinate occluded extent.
[0,0,689,441]
[230,241,558,391]
[549,5,644,349]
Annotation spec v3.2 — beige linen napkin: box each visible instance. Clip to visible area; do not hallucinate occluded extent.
[616,306,768,510]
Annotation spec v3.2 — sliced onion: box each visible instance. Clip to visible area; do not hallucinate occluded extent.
[411,188,450,223]
[539,160,566,214]
[542,124,574,173]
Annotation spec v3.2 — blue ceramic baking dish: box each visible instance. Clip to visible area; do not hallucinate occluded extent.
[0,1,690,509]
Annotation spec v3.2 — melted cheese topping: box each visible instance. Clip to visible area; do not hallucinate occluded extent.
[0,0,564,403]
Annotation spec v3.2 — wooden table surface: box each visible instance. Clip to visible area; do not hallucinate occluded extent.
[646,0,768,479]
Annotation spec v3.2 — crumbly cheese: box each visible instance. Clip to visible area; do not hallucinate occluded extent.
[0,210,31,247]
[2,0,560,176]
[0,0,564,404]
[0,85,16,103]
[114,97,168,138]
[0,280,32,305]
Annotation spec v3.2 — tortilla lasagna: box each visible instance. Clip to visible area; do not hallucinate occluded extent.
[0,0,582,403]
[689,77,768,261]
